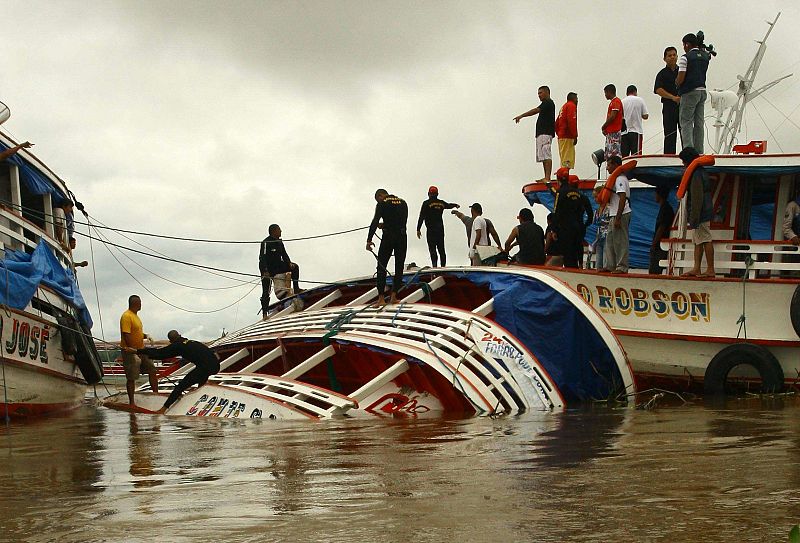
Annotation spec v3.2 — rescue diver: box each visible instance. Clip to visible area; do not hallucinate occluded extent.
[366,189,408,305]
[259,224,300,319]
[416,185,460,267]
[137,330,221,414]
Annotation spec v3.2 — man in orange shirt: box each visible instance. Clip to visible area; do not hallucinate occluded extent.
[601,84,624,160]
[555,92,578,168]
[120,295,159,405]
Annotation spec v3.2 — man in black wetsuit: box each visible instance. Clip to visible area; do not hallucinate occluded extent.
[504,208,545,265]
[137,330,221,413]
[366,188,408,305]
[553,169,591,269]
[416,185,459,267]
[259,224,300,319]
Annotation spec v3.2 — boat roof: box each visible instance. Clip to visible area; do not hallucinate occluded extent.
[0,130,71,202]
[523,152,800,194]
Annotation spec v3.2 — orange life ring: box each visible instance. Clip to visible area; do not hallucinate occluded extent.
[597,160,637,206]
[676,155,715,198]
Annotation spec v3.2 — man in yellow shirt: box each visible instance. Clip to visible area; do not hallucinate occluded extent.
[120,295,159,405]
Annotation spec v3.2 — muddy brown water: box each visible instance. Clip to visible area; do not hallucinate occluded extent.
[1,397,799,542]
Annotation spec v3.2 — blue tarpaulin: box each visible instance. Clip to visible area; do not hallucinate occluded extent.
[0,241,93,327]
[0,142,69,205]
[526,186,677,270]
[462,271,624,403]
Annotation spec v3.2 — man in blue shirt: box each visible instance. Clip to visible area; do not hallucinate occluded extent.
[676,33,711,153]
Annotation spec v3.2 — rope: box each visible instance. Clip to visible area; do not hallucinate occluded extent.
[91,223,260,314]
[0,198,369,245]
[736,255,754,340]
[86,214,106,344]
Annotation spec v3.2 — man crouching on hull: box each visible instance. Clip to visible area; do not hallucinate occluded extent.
[366,188,408,305]
[137,330,221,414]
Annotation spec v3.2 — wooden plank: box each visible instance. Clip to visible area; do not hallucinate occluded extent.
[281,345,336,380]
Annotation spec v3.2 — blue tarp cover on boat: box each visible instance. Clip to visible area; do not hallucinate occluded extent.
[0,142,69,205]
[0,241,92,327]
[526,187,678,270]
[462,271,624,403]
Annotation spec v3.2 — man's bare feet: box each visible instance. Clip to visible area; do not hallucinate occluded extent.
[681,269,700,277]
[155,407,167,414]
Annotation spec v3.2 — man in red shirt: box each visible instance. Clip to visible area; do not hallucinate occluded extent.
[555,92,578,168]
[601,84,624,160]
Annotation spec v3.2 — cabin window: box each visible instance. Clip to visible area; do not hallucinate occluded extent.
[735,176,778,241]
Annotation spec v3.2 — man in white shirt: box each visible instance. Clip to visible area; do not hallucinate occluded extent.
[621,85,649,156]
[468,202,490,265]
[603,156,632,273]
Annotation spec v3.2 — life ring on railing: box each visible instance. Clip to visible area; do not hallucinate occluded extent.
[596,160,637,207]
[676,155,715,198]
[791,285,800,339]
[703,343,784,395]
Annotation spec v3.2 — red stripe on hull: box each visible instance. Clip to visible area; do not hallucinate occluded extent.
[1,400,83,418]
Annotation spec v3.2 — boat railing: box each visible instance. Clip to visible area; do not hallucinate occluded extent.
[661,238,800,278]
[0,203,73,268]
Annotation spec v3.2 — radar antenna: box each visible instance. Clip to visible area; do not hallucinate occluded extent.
[712,12,792,154]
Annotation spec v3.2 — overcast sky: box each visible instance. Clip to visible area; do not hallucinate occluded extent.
[3,1,800,342]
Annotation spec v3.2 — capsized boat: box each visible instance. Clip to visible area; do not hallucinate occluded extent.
[0,102,104,417]
[107,267,635,419]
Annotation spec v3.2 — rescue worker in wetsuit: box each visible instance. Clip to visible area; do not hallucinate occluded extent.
[575,176,594,268]
[259,224,300,319]
[553,168,590,268]
[366,189,408,305]
[416,185,460,267]
[137,330,221,413]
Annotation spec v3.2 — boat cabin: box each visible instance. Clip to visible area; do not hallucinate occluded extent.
[0,131,74,270]
[523,145,800,278]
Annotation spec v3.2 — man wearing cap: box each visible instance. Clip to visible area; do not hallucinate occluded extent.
[468,203,491,265]
[504,208,545,265]
[553,169,591,268]
[367,189,408,304]
[451,209,503,254]
[137,330,221,413]
[676,33,711,153]
[416,186,460,267]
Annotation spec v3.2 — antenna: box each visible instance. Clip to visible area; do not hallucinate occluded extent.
[711,12,793,154]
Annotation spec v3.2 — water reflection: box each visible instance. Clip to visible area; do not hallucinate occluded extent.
[1,400,800,542]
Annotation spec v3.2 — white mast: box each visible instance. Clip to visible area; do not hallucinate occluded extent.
[711,12,792,154]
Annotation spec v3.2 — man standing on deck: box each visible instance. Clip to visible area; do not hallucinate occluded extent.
[367,189,408,304]
[451,209,503,253]
[514,85,556,182]
[259,224,301,319]
[679,147,715,277]
[654,46,681,154]
[676,33,711,153]
[120,295,159,406]
[555,92,578,168]
[137,331,220,414]
[603,156,632,274]
[416,186,460,267]
[601,84,624,160]
[553,169,590,269]
[621,85,649,156]
[468,203,491,265]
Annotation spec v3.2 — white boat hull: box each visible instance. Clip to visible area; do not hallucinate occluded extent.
[539,267,800,391]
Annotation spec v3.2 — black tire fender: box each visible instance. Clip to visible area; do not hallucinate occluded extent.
[704,343,784,395]
[791,285,800,339]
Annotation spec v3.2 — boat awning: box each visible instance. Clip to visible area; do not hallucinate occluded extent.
[0,141,70,205]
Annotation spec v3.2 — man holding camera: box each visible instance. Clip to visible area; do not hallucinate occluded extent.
[676,33,712,154]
